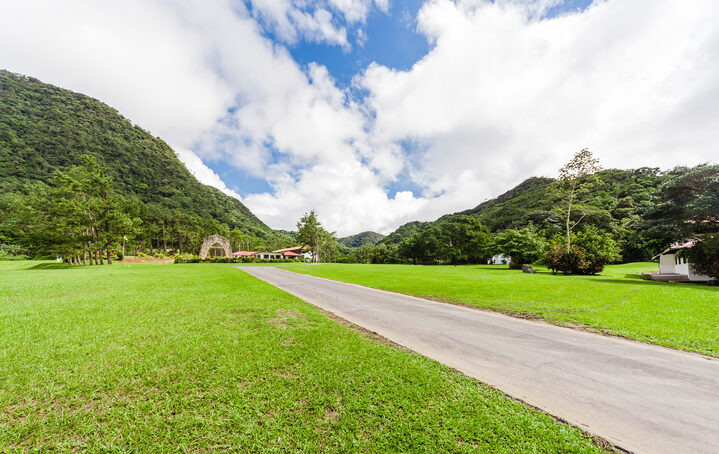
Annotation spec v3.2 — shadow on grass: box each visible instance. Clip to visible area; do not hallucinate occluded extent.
[26,262,73,270]
[594,277,719,290]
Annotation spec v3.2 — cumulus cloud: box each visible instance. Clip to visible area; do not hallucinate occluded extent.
[1,0,718,236]
[360,0,719,222]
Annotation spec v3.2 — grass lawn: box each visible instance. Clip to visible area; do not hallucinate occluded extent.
[0,261,605,453]
[281,262,719,357]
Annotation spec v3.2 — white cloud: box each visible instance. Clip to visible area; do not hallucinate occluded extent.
[360,0,719,222]
[175,148,243,201]
[248,0,349,47]
[1,0,718,236]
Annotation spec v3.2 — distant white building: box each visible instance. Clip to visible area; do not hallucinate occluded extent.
[488,253,511,265]
[652,239,713,282]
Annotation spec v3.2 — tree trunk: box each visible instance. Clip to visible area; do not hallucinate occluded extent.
[99,248,104,265]
[162,221,167,255]
[179,234,183,254]
[82,250,87,266]
[107,249,112,265]
[148,236,153,255]
[566,189,574,251]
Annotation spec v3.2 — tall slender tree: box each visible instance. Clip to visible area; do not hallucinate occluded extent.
[555,149,602,250]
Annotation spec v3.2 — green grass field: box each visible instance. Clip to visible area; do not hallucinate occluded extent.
[281,263,719,357]
[0,261,605,452]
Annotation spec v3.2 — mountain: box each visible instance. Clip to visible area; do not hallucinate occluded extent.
[380,221,431,245]
[455,169,663,232]
[0,70,282,243]
[381,168,666,260]
[338,231,385,248]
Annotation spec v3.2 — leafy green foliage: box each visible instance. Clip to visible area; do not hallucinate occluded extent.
[547,227,621,275]
[398,215,493,264]
[494,226,548,267]
[686,233,719,280]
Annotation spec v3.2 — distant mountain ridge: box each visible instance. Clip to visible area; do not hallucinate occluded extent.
[0,70,284,242]
[338,231,385,248]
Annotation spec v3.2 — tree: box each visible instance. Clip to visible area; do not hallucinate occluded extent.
[645,165,719,243]
[10,156,135,264]
[555,149,602,250]
[434,216,493,264]
[494,226,548,268]
[297,210,322,262]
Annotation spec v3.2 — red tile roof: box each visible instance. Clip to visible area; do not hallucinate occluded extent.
[232,251,258,256]
[272,246,307,253]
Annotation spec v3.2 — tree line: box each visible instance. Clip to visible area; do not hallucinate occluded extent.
[1,156,291,264]
[306,150,719,278]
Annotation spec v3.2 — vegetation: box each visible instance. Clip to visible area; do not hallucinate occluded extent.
[173,254,300,264]
[0,70,292,258]
[646,164,719,279]
[282,263,719,356]
[555,148,602,250]
[493,226,547,268]
[0,261,604,452]
[338,231,385,248]
[296,210,340,262]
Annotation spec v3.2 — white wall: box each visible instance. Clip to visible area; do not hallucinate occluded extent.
[659,254,676,274]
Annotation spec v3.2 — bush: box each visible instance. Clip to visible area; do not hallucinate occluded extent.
[153,252,165,259]
[546,227,621,275]
[173,254,301,264]
[137,252,148,258]
[115,251,124,261]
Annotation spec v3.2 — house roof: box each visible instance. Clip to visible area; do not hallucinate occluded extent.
[232,251,258,256]
[282,251,302,257]
[272,246,308,253]
[653,238,700,259]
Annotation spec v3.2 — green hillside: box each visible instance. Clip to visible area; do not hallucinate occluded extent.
[0,70,290,250]
[382,168,667,261]
[338,231,385,248]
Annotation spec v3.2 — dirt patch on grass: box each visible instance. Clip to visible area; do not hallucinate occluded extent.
[268,309,306,328]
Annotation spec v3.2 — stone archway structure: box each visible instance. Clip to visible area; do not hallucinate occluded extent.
[199,234,233,259]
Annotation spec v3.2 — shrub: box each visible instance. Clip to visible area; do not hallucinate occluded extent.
[153,252,165,259]
[115,251,124,261]
[137,252,148,258]
[546,227,621,275]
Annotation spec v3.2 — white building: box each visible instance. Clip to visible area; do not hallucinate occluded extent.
[488,253,510,265]
[653,239,713,282]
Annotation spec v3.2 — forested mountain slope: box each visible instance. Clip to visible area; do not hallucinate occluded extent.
[382,168,667,261]
[0,70,274,240]
[338,231,385,248]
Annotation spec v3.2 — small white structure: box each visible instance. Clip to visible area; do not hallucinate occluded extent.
[652,239,713,282]
[488,253,510,265]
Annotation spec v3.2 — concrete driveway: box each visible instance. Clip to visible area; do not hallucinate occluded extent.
[237,266,719,454]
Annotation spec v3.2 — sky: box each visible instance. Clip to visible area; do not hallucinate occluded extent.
[1,0,718,236]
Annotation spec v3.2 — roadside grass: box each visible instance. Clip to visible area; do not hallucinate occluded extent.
[281,262,719,357]
[0,261,605,452]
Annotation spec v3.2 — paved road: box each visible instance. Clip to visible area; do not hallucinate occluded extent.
[237,266,719,454]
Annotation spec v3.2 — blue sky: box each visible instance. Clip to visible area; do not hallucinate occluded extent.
[3,0,716,234]
[222,0,594,197]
